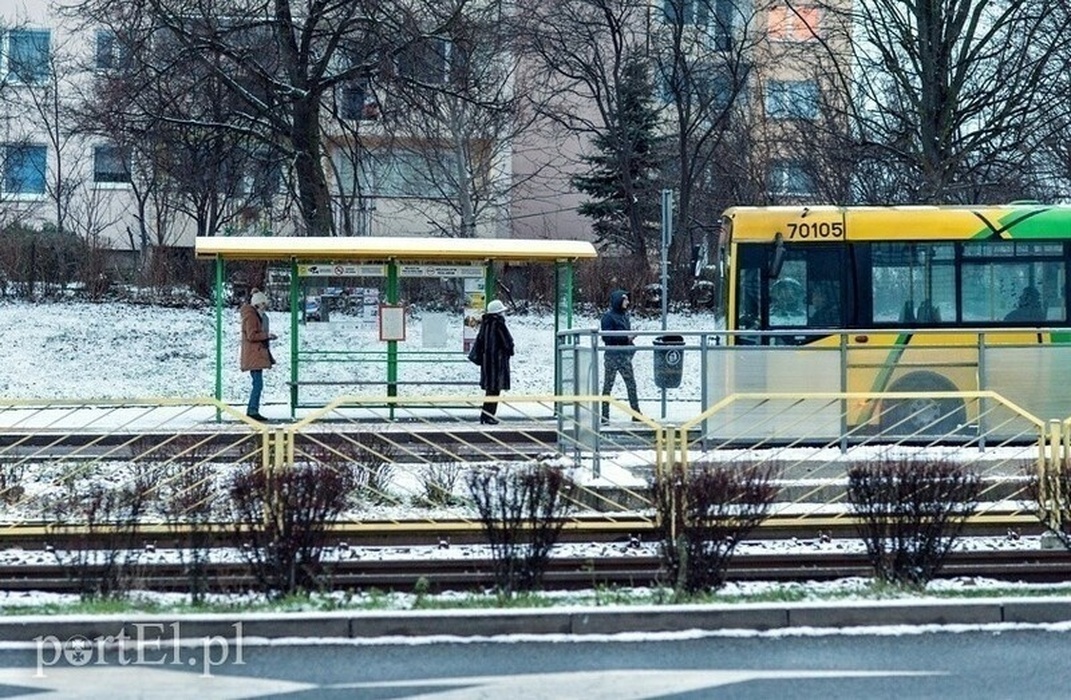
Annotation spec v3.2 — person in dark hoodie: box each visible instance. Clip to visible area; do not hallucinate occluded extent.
[600,289,641,422]
[469,299,515,424]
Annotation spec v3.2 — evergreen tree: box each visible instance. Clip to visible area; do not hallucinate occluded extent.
[572,55,664,260]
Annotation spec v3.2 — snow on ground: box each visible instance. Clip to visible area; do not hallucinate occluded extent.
[0,299,716,416]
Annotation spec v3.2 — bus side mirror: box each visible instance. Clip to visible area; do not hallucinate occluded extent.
[769,232,786,279]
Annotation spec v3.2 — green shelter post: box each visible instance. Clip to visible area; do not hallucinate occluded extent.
[386,261,399,418]
[289,258,300,418]
[214,255,224,421]
[484,264,496,309]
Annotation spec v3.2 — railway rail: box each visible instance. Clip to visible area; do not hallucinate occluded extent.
[2,547,1069,594]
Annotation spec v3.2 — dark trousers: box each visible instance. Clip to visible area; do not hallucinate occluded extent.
[601,351,639,418]
[482,389,501,418]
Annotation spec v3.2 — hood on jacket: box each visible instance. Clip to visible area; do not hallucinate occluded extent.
[609,289,629,313]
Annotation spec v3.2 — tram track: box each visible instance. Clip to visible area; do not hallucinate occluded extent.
[2,546,1068,594]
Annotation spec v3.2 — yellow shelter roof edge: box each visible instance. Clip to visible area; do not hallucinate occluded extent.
[194,236,598,262]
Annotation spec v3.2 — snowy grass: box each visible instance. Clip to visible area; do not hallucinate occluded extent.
[3,576,1071,617]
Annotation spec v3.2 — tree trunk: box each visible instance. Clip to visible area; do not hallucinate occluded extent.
[292,97,334,236]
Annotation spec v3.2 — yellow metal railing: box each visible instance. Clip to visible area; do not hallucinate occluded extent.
[0,391,1064,535]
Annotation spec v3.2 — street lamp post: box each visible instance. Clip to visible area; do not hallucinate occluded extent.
[660,189,673,331]
[660,189,673,418]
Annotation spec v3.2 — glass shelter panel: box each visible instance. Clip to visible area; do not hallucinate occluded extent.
[704,345,842,440]
[292,263,486,404]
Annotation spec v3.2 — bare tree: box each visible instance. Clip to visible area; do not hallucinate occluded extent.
[378,2,539,238]
[652,0,764,288]
[519,1,765,295]
[70,0,472,236]
[519,0,657,256]
[322,76,376,237]
[820,0,1071,203]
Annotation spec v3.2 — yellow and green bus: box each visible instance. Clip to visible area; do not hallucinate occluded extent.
[720,204,1071,433]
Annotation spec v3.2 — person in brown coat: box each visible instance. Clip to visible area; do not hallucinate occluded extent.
[240,289,276,421]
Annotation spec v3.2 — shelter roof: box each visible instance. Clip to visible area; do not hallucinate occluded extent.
[195,236,597,262]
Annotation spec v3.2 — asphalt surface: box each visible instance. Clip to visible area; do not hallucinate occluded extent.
[2,596,1070,643]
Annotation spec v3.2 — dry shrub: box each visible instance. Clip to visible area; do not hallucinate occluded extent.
[466,463,573,595]
[574,255,654,309]
[653,462,780,595]
[1026,460,1071,550]
[848,457,980,587]
[294,433,398,505]
[227,461,357,597]
[48,481,150,600]
[157,460,219,603]
[417,455,464,507]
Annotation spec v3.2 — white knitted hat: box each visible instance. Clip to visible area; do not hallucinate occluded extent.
[486,299,506,315]
[250,291,268,307]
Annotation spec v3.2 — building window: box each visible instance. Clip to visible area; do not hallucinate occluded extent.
[768,160,812,196]
[396,38,448,84]
[661,65,736,112]
[3,144,47,194]
[765,79,819,119]
[93,145,131,184]
[95,30,129,71]
[768,5,822,41]
[357,151,454,199]
[663,1,733,29]
[339,83,379,121]
[7,29,51,84]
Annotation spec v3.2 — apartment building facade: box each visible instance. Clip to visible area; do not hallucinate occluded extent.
[0,0,848,263]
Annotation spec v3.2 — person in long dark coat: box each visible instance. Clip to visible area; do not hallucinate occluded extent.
[469,299,514,424]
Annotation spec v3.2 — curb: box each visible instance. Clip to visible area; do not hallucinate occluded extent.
[2,598,1070,643]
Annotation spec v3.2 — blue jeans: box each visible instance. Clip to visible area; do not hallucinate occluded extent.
[247,370,263,415]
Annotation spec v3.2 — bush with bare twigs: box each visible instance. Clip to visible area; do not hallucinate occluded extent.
[848,457,981,587]
[293,433,398,505]
[652,462,780,595]
[1026,460,1071,550]
[47,474,154,600]
[466,463,574,595]
[417,456,464,507]
[227,460,357,598]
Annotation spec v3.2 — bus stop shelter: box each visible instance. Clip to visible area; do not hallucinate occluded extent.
[194,236,598,415]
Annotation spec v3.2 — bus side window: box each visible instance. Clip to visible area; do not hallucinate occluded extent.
[917,300,940,323]
[900,301,915,323]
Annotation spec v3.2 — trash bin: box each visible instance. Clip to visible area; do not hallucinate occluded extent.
[652,335,685,389]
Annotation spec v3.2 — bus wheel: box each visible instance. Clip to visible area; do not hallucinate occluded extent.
[880,371,966,436]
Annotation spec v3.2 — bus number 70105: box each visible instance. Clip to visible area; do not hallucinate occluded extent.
[786,221,845,239]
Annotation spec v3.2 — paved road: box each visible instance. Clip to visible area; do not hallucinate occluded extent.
[0,624,1068,698]
[0,597,1066,697]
